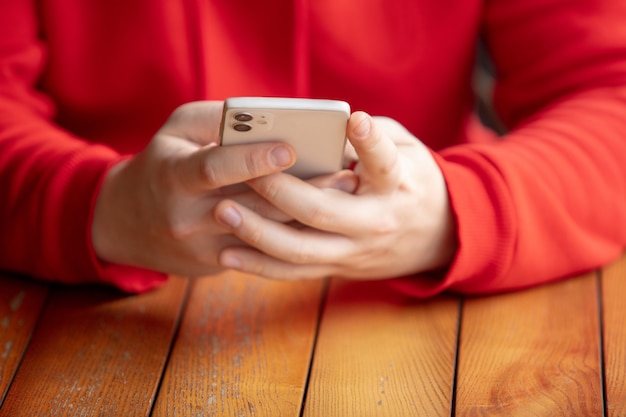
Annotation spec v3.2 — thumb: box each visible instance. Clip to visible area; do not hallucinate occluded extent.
[347,111,401,192]
[176,142,296,192]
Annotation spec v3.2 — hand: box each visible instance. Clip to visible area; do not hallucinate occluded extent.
[215,111,457,280]
[91,101,353,277]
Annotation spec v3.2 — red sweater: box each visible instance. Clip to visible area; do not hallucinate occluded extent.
[1,0,625,295]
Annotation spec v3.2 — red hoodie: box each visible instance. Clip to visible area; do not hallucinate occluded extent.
[1,0,625,295]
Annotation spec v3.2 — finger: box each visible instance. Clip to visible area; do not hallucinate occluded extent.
[347,111,402,192]
[227,170,358,223]
[214,199,355,264]
[219,167,358,196]
[227,191,293,222]
[246,171,378,235]
[219,246,337,280]
[177,142,296,192]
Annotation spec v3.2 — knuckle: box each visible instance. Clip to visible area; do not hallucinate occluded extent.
[170,103,187,120]
[379,155,398,176]
[370,215,398,236]
[306,206,333,229]
[165,103,193,127]
[199,160,222,188]
[290,241,317,265]
[162,215,195,241]
[190,248,217,267]
[257,177,282,201]
[244,151,268,178]
[243,221,265,246]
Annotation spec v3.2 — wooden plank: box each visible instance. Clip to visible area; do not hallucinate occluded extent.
[302,279,460,417]
[602,254,626,416]
[456,273,603,416]
[0,274,49,406]
[0,276,188,417]
[152,271,326,417]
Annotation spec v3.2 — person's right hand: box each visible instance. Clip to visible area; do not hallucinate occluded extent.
[91,101,357,277]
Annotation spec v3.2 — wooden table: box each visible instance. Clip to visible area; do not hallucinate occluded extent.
[1,253,625,416]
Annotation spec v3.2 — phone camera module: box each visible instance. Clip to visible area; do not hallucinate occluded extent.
[234,112,253,122]
[233,123,252,132]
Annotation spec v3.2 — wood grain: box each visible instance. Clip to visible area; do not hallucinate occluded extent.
[151,271,326,417]
[0,274,49,406]
[602,255,626,416]
[0,276,188,417]
[456,273,603,416]
[302,278,460,417]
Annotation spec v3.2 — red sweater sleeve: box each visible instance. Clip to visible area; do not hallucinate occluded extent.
[393,0,626,296]
[0,2,166,292]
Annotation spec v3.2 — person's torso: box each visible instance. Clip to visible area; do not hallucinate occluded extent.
[38,0,482,153]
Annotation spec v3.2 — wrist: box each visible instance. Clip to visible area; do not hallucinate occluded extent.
[91,158,132,265]
[431,203,458,271]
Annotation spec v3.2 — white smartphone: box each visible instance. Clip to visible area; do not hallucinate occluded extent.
[219,97,351,178]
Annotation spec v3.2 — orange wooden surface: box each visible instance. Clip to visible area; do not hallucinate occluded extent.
[0,277,188,417]
[0,275,48,406]
[302,279,460,417]
[455,273,604,416]
[152,272,325,417]
[602,255,626,416]
[1,254,625,415]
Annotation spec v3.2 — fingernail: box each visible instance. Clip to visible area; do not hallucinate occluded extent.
[221,253,241,269]
[353,115,371,138]
[335,176,358,193]
[218,206,242,228]
[270,146,293,167]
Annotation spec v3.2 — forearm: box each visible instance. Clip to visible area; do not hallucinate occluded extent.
[0,101,111,280]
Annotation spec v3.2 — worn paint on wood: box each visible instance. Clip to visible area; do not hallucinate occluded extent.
[152,271,325,417]
[0,275,49,406]
[0,276,188,417]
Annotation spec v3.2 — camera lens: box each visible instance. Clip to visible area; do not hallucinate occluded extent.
[233,123,252,132]
[234,112,253,122]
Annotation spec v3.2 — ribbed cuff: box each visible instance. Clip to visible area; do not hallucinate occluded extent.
[388,149,515,298]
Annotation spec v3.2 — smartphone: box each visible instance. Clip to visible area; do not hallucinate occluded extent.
[219,97,351,178]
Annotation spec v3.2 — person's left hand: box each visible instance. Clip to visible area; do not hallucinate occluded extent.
[214,111,457,280]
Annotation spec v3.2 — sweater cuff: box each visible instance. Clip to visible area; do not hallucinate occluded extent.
[61,148,168,293]
[88,154,168,292]
[91,261,169,293]
[389,149,515,298]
